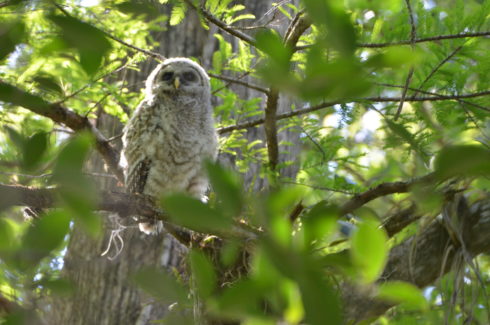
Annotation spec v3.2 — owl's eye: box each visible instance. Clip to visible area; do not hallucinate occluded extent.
[161,72,174,82]
[182,71,197,82]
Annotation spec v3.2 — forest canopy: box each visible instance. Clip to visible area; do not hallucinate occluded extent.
[0,0,489,324]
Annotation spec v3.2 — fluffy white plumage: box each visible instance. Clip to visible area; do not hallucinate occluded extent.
[122,58,218,233]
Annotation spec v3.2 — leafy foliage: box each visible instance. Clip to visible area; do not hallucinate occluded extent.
[0,0,489,324]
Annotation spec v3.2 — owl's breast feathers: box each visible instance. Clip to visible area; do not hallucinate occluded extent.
[122,100,218,198]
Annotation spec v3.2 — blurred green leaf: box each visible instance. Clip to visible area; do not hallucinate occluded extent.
[302,0,356,54]
[22,132,48,171]
[205,160,243,217]
[350,219,388,283]
[386,120,429,161]
[162,194,232,233]
[189,249,217,299]
[0,82,49,111]
[48,15,111,75]
[378,281,428,310]
[37,278,74,296]
[115,2,159,19]
[52,133,101,237]
[0,218,16,252]
[301,201,338,247]
[261,240,342,324]
[0,20,25,61]
[133,267,189,305]
[19,210,70,270]
[434,145,490,180]
[170,2,187,26]
[32,75,63,94]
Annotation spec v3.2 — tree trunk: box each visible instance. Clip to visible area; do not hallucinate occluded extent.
[50,2,301,324]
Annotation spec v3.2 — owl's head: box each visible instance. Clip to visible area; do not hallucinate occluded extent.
[145,57,210,98]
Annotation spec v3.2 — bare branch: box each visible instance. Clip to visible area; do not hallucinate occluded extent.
[394,0,417,120]
[338,173,436,216]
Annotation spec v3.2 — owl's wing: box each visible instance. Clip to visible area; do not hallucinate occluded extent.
[126,157,152,194]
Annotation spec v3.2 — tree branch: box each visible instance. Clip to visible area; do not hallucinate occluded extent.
[183,0,256,46]
[0,183,256,245]
[218,91,490,134]
[339,173,436,216]
[343,196,490,323]
[296,31,490,50]
[0,81,124,183]
[264,13,311,171]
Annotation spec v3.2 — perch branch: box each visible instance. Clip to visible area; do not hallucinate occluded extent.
[0,183,257,245]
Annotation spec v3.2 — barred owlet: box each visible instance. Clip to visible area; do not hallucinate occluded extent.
[122,58,218,234]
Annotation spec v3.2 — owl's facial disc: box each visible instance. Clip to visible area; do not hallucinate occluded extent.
[159,68,201,92]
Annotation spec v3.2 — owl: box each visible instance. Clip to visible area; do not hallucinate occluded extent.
[122,58,218,234]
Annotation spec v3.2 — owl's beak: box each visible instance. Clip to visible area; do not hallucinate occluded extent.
[173,77,180,89]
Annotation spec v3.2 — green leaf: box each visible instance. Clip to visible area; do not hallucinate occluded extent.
[115,2,159,19]
[434,145,490,180]
[22,132,48,171]
[19,210,70,270]
[162,194,232,233]
[32,75,63,94]
[301,201,338,247]
[0,218,16,252]
[261,240,342,324]
[37,278,74,297]
[0,20,25,61]
[48,15,111,75]
[132,267,189,305]
[378,281,428,310]
[350,219,388,283]
[385,120,428,161]
[205,160,243,217]
[0,82,50,111]
[255,29,292,68]
[189,249,217,298]
[170,2,187,26]
[52,133,101,237]
[302,0,356,54]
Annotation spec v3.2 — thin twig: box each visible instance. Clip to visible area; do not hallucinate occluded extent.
[208,73,267,93]
[394,0,417,120]
[416,45,463,94]
[183,0,255,46]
